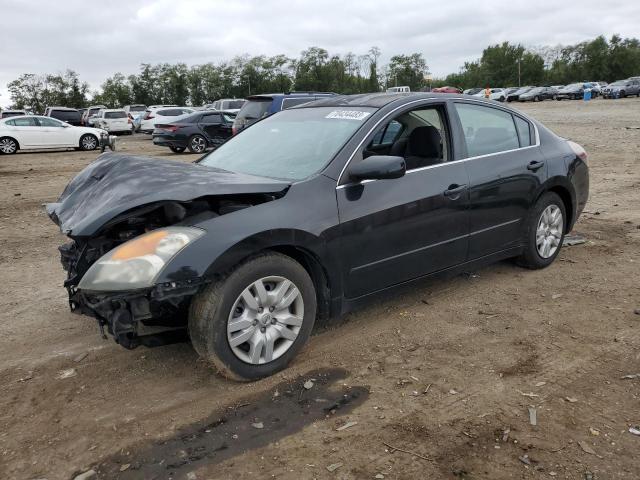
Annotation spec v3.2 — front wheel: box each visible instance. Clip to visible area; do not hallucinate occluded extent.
[620,90,626,98]
[188,134,207,153]
[189,253,317,380]
[79,134,98,151]
[517,192,566,269]
[0,137,18,154]
[534,96,540,102]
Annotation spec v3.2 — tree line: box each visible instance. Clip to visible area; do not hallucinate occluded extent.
[441,35,640,89]
[5,34,640,112]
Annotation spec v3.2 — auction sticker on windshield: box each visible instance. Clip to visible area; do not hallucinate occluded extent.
[325,110,371,121]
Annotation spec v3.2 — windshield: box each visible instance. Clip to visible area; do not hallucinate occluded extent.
[222,100,245,110]
[564,83,582,90]
[528,87,543,94]
[199,107,375,180]
[609,81,627,86]
[516,87,532,94]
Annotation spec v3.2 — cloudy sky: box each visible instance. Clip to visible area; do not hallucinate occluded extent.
[1,0,639,106]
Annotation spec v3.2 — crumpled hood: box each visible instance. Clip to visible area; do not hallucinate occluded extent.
[46,153,290,237]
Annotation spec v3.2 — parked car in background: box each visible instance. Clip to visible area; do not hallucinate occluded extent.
[550,85,564,90]
[506,86,534,102]
[463,88,483,95]
[386,86,410,93]
[585,82,601,97]
[432,86,462,94]
[82,105,107,126]
[153,110,235,153]
[232,92,336,134]
[601,79,640,98]
[0,115,105,154]
[92,109,133,134]
[44,107,83,126]
[123,104,147,120]
[139,106,195,134]
[556,83,586,100]
[518,86,559,102]
[473,88,508,101]
[45,92,589,380]
[207,99,246,113]
[0,110,27,119]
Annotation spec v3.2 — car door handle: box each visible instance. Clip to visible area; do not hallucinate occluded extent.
[444,184,467,198]
[527,161,545,171]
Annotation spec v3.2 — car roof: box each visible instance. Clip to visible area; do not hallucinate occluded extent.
[48,106,78,111]
[307,92,483,108]
[101,108,126,112]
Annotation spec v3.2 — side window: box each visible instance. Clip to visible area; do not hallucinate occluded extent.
[202,113,222,123]
[364,106,449,169]
[514,116,533,147]
[37,117,64,127]
[454,103,520,157]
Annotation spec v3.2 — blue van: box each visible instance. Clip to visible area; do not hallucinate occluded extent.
[232,92,336,134]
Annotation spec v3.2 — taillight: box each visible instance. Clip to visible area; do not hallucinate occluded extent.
[144,113,154,120]
[567,140,587,164]
[232,126,237,135]
[158,125,179,132]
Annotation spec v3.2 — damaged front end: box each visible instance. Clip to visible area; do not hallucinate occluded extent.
[47,154,290,349]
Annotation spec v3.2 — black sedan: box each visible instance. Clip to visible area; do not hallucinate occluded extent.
[46,93,589,380]
[152,110,235,153]
[518,86,558,102]
[555,83,585,100]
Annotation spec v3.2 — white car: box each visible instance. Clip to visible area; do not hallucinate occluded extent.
[93,109,132,134]
[206,98,246,113]
[139,106,195,133]
[473,88,508,102]
[123,104,147,120]
[0,115,106,154]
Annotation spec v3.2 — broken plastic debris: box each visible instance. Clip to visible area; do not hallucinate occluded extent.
[563,234,587,246]
[336,421,357,431]
[629,426,640,436]
[303,380,314,390]
[57,368,77,379]
[528,407,537,426]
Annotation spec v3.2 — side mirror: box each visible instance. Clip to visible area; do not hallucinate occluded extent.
[349,155,406,182]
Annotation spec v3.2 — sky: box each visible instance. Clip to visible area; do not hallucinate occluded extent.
[1,0,639,107]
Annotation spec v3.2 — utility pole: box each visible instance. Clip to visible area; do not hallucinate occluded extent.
[517,59,521,87]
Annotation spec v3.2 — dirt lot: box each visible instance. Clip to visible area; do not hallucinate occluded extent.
[1,98,639,480]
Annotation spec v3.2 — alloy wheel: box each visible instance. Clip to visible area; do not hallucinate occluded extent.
[0,138,17,154]
[81,135,97,150]
[191,136,206,153]
[227,276,304,364]
[536,205,563,259]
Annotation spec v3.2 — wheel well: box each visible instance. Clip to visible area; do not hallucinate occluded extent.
[268,245,331,325]
[0,136,20,149]
[547,186,573,232]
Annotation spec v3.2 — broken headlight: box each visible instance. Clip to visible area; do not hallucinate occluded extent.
[78,227,204,291]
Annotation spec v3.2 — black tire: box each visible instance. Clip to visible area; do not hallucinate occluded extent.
[187,134,207,154]
[169,146,186,153]
[79,134,98,151]
[0,137,19,154]
[620,90,626,98]
[499,96,505,102]
[534,96,540,102]
[189,252,317,381]
[517,192,566,270]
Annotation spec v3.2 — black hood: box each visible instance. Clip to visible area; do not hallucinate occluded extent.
[46,153,290,237]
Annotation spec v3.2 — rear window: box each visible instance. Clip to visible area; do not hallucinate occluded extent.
[158,109,185,116]
[222,100,245,110]
[51,110,81,121]
[129,105,146,112]
[202,113,222,123]
[236,99,272,121]
[105,111,127,119]
[1,111,25,118]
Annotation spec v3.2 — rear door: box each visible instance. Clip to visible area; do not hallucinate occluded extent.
[451,101,546,259]
[5,116,40,147]
[199,112,229,146]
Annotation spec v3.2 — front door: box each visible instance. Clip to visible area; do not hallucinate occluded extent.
[337,103,470,298]
[452,101,547,259]
[35,117,75,146]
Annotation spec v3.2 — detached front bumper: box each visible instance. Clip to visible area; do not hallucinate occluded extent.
[99,132,117,152]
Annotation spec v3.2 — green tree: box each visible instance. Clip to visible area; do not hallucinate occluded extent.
[386,53,428,91]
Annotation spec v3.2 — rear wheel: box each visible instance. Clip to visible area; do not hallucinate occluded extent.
[620,90,626,98]
[79,134,98,151]
[0,137,18,154]
[534,95,540,102]
[188,134,207,154]
[169,146,186,153]
[189,252,317,380]
[517,192,566,269]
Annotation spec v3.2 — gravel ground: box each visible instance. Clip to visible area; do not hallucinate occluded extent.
[0,98,639,480]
